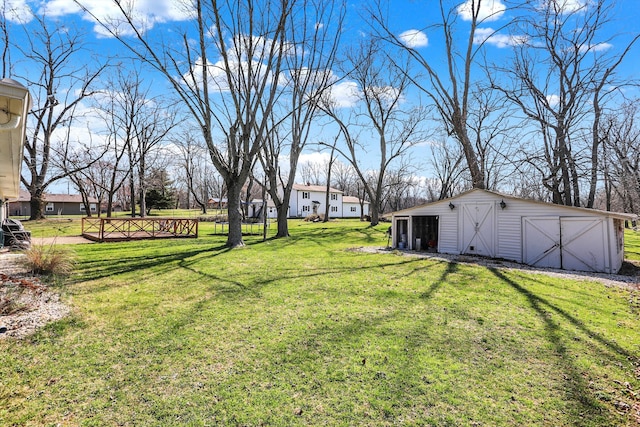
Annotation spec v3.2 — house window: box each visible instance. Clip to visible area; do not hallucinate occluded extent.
[80,204,86,211]
[45,203,54,212]
[350,206,357,212]
[302,191,310,199]
[331,206,338,213]
[90,204,97,212]
[330,193,337,201]
[302,205,310,212]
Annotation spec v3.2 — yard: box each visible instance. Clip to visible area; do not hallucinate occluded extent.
[1,220,639,426]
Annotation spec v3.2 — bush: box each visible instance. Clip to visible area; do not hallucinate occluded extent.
[22,243,75,277]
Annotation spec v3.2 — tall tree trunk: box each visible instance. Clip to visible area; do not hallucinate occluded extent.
[138,157,146,217]
[225,181,245,248]
[323,144,336,222]
[129,174,136,217]
[275,201,289,238]
[29,188,45,220]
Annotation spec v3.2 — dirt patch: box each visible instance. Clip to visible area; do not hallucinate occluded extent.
[31,236,95,245]
[0,252,70,339]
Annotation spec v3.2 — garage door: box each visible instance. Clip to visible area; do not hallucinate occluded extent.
[523,217,607,272]
[523,217,561,268]
[560,217,607,272]
[462,203,495,257]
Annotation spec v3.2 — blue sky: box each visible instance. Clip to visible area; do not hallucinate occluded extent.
[4,0,640,193]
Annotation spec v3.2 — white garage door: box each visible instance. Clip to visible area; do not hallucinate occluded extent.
[560,217,607,272]
[523,217,561,268]
[523,216,607,272]
[462,203,495,257]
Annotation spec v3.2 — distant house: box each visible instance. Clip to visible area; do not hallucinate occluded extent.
[10,190,98,217]
[248,198,277,219]
[288,183,344,217]
[343,195,370,219]
[208,198,228,209]
[248,184,369,219]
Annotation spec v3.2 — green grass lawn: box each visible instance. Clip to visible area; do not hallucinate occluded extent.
[1,220,639,426]
[626,228,640,262]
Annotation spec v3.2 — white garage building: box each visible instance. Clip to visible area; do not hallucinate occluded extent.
[390,189,636,274]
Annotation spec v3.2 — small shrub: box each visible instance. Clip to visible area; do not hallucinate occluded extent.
[22,243,75,277]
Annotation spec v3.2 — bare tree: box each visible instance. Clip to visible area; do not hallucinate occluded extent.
[428,136,468,200]
[322,38,428,225]
[0,1,11,78]
[382,160,421,212]
[322,137,337,222]
[299,155,326,185]
[78,0,299,247]
[95,67,149,217]
[601,101,640,214]
[259,0,344,237]
[331,160,357,194]
[174,130,212,214]
[131,93,178,218]
[494,0,639,206]
[15,14,106,219]
[371,0,510,190]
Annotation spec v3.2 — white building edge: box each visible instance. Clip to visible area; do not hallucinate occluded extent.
[0,79,30,223]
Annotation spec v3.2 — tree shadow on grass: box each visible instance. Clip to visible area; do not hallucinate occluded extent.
[487,267,626,425]
[68,243,232,290]
[176,254,431,301]
[418,262,458,300]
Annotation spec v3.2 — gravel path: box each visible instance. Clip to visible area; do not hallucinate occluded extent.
[355,247,640,290]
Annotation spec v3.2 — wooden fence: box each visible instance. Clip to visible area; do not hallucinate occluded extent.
[82,217,198,242]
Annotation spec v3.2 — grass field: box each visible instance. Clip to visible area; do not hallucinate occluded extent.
[1,220,639,426]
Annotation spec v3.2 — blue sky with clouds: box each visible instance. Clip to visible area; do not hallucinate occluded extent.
[4,0,640,192]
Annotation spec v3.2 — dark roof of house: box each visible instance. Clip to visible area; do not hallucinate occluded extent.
[14,190,98,204]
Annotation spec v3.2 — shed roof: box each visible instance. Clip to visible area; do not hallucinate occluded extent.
[389,188,637,221]
[343,196,369,204]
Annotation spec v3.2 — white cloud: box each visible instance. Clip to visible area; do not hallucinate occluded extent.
[473,27,528,48]
[540,0,591,14]
[579,42,612,53]
[326,81,361,108]
[457,0,506,22]
[299,151,330,166]
[398,29,428,48]
[42,0,195,37]
[183,55,275,94]
[546,94,560,107]
[363,85,404,108]
[2,0,33,23]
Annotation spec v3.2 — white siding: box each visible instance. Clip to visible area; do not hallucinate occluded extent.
[343,201,369,218]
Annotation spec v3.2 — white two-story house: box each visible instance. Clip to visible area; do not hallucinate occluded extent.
[249,183,370,219]
[289,183,343,217]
